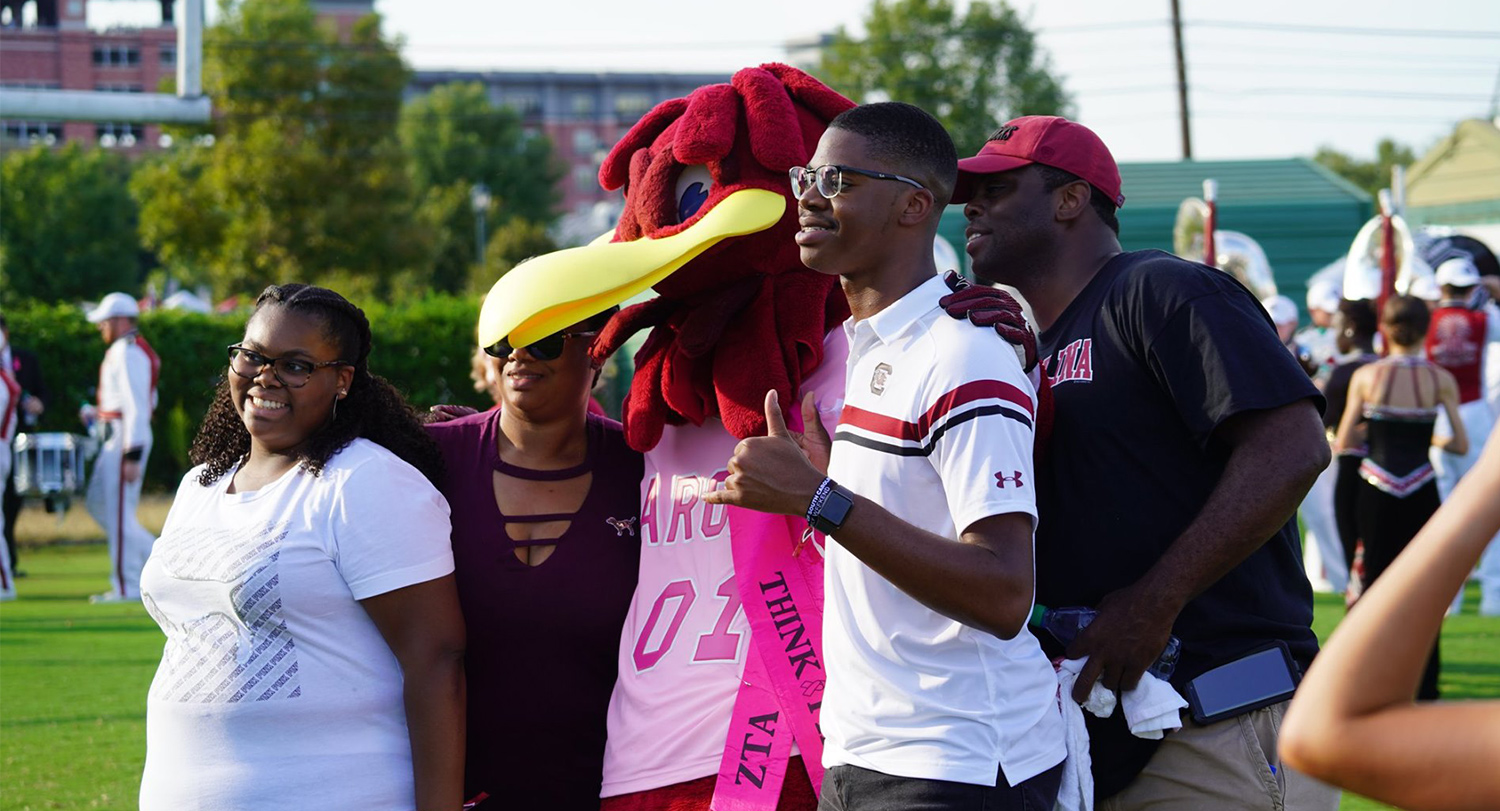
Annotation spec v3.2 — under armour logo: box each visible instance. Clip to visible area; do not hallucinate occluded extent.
[801,679,825,697]
[988,125,1019,142]
[995,471,1024,489]
[870,362,893,395]
[606,517,637,537]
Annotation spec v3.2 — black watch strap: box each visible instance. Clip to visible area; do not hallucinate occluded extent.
[809,482,855,536]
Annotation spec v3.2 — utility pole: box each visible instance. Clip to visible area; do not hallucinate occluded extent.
[1171,0,1193,159]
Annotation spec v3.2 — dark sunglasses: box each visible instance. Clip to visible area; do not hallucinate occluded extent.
[484,330,598,361]
[227,345,350,388]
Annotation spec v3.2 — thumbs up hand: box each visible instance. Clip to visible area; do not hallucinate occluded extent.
[703,389,828,517]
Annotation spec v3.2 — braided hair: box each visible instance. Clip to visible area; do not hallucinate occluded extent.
[190,284,444,486]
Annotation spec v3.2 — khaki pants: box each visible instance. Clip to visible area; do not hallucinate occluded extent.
[1100,701,1341,811]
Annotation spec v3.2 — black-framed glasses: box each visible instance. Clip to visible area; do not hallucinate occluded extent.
[227,345,350,388]
[789,164,926,199]
[484,330,599,361]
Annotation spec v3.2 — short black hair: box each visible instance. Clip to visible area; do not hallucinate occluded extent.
[1337,298,1377,340]
[1033,164,1120,235]
[827,101,957,210]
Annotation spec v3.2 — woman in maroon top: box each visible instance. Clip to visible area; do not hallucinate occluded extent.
[426,307,641,810]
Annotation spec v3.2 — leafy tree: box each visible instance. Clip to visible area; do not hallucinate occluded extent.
[399,82,562,293]
[1314,139,1416,199]
[467,217,558,294]
[1,144,141,303]
[132,0,426,297]
[819,0,1071,155]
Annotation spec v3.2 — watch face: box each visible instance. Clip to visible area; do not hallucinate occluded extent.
[813,485,854,534]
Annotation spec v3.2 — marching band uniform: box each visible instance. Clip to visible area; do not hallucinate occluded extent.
[1426,259,1500,615]
[85,293,159,602]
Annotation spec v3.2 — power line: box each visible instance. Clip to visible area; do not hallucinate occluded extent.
[1187,20,1500,40]
[1198,87,1493,102]
[1063,62,1495,80]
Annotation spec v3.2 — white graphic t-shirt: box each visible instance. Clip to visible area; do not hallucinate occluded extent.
[138,439,454,811]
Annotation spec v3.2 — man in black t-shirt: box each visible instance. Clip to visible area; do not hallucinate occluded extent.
[954,117,1337,811]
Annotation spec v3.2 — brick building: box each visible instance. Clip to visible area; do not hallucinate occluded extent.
[0,0,374,152]
[1,0,177,151]
[407,69,729,219]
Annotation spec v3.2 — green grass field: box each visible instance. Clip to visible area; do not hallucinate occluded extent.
[1,503,1496,810]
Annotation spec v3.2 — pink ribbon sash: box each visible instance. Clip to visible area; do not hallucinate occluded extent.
[712,505,828,810]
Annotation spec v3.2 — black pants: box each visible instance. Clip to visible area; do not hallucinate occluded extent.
[3,471,19,570]
[1333,454,1363,573]
[1355,478,1441,700]
[818,761,1062,811]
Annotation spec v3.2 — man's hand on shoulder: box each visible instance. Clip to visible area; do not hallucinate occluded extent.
[937,270,1038,373]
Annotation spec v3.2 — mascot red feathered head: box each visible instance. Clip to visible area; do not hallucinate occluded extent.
[478,64,855,451]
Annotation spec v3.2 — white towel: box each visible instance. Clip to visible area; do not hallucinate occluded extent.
[1122,670,1188,739]
[1051,657,1190,811]
[1053,658,1103,811]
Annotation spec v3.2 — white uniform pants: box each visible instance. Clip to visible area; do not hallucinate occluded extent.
[1433,401,1500,614]
[0,446,13,600]
[1298,457,1348,593]
[85,438,155,599]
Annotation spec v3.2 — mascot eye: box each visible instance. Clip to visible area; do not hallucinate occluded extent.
[674,165,714,224]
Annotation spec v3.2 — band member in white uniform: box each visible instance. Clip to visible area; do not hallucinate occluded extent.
[82,293,160,603]
[1426,258,1500,615]
[0,318,18,601]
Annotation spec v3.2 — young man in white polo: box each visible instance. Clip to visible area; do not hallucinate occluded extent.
[705,102,1064,810]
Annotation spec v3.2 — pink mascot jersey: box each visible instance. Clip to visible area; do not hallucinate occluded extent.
[587,65,856,807]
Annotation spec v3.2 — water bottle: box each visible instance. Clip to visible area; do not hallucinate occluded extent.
[1030,604,1182,681]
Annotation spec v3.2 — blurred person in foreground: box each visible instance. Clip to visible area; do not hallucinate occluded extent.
[1,311,49,577]
[138,284,465,811]
[1424,257,1500,616]
[709,102,1065,811]
[1333,295,1467,699]
[1324,300,1381,586]
[957,115,1334,810]
[82,292,159,602]
[0,313,18,600]
[1281,410,1500,811]
[425,304,641,810]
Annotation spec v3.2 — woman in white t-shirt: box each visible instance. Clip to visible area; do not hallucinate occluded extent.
[139,284,466,811]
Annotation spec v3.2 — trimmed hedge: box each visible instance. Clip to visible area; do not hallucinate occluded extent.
[5,295,633,492]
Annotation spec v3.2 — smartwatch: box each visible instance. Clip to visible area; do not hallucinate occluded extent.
[808,480,855,536]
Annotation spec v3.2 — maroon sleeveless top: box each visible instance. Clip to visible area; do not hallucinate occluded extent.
[426,410,643,809]
[1425,303,1487,404]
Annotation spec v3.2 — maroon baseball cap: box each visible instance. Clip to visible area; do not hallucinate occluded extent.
[954,115,1125,207]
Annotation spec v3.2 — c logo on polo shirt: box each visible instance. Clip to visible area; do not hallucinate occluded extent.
[870,362,893,395]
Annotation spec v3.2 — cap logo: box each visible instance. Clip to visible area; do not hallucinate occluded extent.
[988,125,1019,142]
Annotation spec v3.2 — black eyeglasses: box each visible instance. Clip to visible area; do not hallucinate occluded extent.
[484,330,598,361]
[227,345,350,388]
[789,164,926,199]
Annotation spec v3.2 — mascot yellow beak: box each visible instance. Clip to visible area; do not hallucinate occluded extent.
[478,188,786,350]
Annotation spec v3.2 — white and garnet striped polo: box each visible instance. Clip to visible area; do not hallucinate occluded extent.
[821,273,1066,788]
